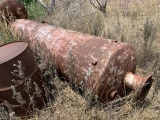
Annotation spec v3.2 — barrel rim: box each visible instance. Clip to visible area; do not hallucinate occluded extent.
[0,41,29,64]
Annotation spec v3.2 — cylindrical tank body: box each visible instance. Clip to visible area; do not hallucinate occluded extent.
[0,0,27,21]
[11,19,153,103]
[0,41,46,116]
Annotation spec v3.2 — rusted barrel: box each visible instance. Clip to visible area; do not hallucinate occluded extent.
[0,41,46,117]
[11,19,153,103]
[0,0,27,21]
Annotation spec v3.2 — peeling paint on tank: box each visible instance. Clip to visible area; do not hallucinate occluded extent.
[117,69,124,75]
[117,55,122,60]
[109,65,117,74]
[11,19,153,103]
[34,31,50,43]
[84,67,92,81]
[70,40,78,46]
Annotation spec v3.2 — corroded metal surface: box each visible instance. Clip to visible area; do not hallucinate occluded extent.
[0,41,46,117]
[11,19,153,103]
[124,72,153,100]
[0,0,27,21]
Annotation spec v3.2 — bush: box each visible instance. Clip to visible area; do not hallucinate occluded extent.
[20,0,46,21]
[20,0,33,4]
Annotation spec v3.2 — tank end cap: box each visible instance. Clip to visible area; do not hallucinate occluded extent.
[136,75,153,101]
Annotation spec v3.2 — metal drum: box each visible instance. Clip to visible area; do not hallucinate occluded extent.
[0,41,46,117]
[11,19,153,103]
[0,0,27,21]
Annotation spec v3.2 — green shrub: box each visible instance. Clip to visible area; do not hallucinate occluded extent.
[20,0,33,4]
[21,1,46,21]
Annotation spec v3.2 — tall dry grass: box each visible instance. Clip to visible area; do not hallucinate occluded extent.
[0,0,160,120]
[46,0,160,66]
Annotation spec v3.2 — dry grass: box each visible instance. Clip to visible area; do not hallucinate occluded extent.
[45,0,160,65]
[0,0,160,120]
[0,19,16,44]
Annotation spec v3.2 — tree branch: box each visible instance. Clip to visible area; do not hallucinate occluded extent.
[37,0,51,13]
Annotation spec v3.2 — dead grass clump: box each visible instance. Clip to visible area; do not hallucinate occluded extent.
[44,0,160,66]
[0,19,15,44]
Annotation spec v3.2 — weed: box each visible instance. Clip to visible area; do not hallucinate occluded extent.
[0,18,15,44]
[21,0,47,21]
[0,103,10,120]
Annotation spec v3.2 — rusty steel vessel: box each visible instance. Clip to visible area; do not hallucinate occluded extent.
[0,41,46,116]
[11,19,153,103]
[0,0,27,21]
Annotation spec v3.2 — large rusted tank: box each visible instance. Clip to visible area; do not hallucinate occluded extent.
[0,41,46,117]
[11,19,153,103]
[0,0,27,21]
